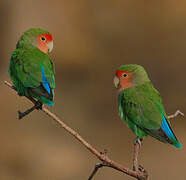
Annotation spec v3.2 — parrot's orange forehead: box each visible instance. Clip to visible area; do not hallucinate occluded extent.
[40,33,53,41]
[115,70,133,90]
[116,70,129,77]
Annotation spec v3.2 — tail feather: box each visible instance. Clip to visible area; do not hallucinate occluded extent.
[161,115,182,148]
[28,86,54,106]
[41,65,51,95]
[171,140,182,148]
[40,96,54,106]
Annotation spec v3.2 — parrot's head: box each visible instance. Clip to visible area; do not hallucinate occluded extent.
[16,28,53,54]
[114,64,150,91]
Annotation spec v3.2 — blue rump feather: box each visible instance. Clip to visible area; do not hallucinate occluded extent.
[161,115,175,140]
[40,66,51,95]
[161,114,182,148]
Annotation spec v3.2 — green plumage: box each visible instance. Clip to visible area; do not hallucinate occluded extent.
[8,28,55,105]
[116,64,182,148]
[119,82,165,139]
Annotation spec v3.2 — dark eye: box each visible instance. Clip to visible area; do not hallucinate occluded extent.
[41,37,46,41]
[123,73,128,78]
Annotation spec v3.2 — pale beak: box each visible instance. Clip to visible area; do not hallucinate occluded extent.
[47,41,53,53]
[114,76,120,89]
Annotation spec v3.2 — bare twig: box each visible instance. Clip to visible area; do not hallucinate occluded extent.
[168,110,184,119]
[88,162,131,180]
[4,81,148,180]
[88,163,105,180]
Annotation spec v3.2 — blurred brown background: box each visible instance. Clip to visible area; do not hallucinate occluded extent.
[0,0,186,179]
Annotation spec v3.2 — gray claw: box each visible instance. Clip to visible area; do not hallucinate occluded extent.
[133,137,142,147]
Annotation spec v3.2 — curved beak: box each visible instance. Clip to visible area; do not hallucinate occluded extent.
[114,76,120,89]
[47,41,53,53]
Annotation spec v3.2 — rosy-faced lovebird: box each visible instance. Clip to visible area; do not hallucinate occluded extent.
[8,28,55,119]
[114,64,182,148]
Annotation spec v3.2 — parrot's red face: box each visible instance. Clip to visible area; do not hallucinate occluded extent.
[114,70,133,91]
[37,33,53,53]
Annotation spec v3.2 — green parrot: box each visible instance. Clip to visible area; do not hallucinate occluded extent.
[114,64,182,148]
[8,28,55,119]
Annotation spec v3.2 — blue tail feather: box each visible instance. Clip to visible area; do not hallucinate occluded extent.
[174,141,182,148]
[46,101,54,106]
[40,96,54,106]
[161,116,175,139]
[161,115,182,148]
[40,65,51,95]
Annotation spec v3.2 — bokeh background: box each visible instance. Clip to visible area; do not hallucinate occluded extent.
[0,0,186,179]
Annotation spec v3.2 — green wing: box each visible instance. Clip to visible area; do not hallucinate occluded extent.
[119,82,168,139]
[9,47,55,103]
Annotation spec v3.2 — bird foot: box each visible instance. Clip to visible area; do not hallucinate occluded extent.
[138,165,145,172]
[139,165,148,176]
[133,137,143,147]
[133,164,147,173]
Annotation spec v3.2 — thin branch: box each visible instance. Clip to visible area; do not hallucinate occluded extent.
[4,81,148,180]
[168,110,184,119]
[88,163,106,180]
[88,161,133,180]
